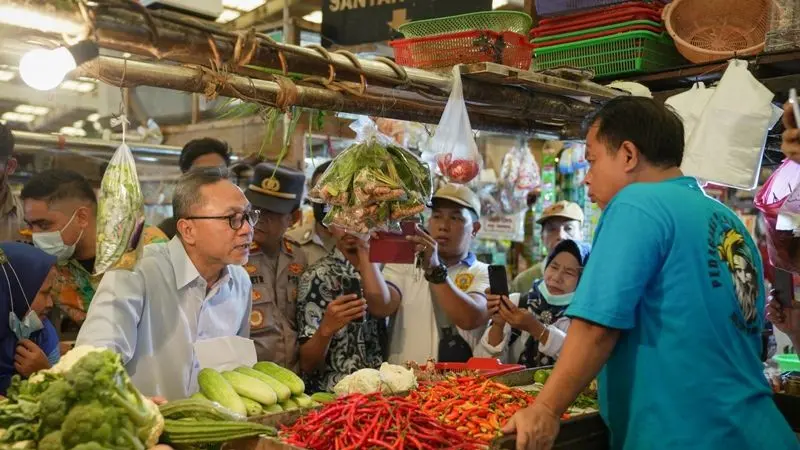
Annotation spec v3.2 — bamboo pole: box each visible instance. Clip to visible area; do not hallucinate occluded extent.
[77,56,576,136]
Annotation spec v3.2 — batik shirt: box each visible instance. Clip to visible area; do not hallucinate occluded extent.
[296,249,384,392]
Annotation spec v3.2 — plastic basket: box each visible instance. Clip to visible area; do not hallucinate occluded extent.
[532,5,663,37]
[390,30,534,70]
[533,20,663,49]
[398,11,533,37]
[535,0,666,17]
[533,30,684,78]
[776,354,800,373]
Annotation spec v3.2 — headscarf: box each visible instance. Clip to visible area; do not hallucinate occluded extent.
[0,243,59,393]
[545,239,591,270]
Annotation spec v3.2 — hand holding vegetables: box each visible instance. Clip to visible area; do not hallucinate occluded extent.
[319,294,367,337]
[14,339,50,377]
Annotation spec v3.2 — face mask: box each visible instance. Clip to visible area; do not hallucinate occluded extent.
[32,211,83,262]
[539,282,574,306]
[1,258,44,340]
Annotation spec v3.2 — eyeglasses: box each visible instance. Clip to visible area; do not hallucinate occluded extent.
[183,210,261,231]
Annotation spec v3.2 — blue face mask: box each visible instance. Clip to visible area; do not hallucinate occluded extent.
[539,282,574,306]
[9,310,43,340]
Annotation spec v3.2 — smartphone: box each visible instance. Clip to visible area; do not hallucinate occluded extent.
[790,88,800,128]
[342,278,362,298]
[488,265,509,297]
[775,268,795,308]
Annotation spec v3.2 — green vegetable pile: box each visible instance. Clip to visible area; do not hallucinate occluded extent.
[95,143,145,275]
[0,347,163,450]
[308,119,432,234]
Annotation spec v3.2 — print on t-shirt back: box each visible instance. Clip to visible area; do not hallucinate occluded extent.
[707,210,760,335]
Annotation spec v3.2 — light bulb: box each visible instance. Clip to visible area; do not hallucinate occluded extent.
[20,47,76,91]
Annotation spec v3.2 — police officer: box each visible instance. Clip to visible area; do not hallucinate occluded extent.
[244,162,307,371]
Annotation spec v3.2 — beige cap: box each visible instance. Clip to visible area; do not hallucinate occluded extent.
[536,201,584,224]
[432,183,481,218]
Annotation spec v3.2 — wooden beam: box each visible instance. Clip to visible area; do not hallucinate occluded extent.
[227,0,319,31]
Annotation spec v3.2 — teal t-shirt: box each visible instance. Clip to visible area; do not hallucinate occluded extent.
[567,177,797,450]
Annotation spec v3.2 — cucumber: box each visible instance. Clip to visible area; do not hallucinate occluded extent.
[279,398,299,411]
[241,397,263,417]
[234,366,291,402]
[263,403,283,414]
[310,392,337,404]
[162,419,276,444]
[293,393,314,408]
[158,399,243,422]
[197,368,247,417]
[190,392,208,401]
[253,362,305,395]
[222,371,278,406]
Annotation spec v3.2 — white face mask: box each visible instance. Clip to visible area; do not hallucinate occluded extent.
[32,211,83,262]
[539,281,575,306]
[1,259,44,339]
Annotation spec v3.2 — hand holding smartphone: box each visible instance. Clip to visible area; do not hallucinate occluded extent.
[488,265,509,297]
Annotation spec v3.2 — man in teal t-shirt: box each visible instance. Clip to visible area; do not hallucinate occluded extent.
[503,97,798,450]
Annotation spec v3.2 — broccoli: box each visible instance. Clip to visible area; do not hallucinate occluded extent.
[37,431,62,450]
[38,381,74,435]
[69,444,111,450]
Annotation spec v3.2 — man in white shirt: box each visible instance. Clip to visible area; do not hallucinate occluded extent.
[76,169,256,399]
[383,184,490,364]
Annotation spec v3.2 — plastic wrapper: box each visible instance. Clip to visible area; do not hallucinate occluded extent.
[95,142,145,274]
[427,66,482,184]
[308,117,432,236]
[755,159,800,274]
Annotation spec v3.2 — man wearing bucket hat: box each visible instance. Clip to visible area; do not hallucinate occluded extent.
[244,162,308,371]
[510,201,584,295]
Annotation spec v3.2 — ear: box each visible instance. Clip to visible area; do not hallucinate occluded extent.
[619,141,640,173]
[176,218,196,245]
[75,205,93,227]
[5,157,17,175]
[471,221,481,237]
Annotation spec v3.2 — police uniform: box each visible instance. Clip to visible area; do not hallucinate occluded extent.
[244,163,307,372]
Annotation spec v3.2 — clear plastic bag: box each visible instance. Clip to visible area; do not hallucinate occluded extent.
[754,159,800,273]
[95,142,145,275]
[428,66,482,184]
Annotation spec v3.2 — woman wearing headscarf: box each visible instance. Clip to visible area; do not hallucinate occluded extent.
[0,242,60,394]
[477,239,591,367]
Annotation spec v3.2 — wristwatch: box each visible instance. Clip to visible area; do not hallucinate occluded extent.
[425,264,448,284]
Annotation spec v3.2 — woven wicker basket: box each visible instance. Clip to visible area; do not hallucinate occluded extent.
[662,0,769,64]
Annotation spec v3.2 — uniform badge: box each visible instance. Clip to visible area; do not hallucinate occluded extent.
[454,273,474,292]
[283,240,294,255]
[245,264,257,275]
[288,263,304,275]
[252,289,262,301]
[250,310,264,328]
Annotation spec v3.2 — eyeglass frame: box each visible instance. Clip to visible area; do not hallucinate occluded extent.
[181,209,261,231]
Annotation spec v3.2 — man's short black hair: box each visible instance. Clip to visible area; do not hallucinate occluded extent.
[311,160,332,187]
[20,169,97,208]
[178,138,231,173]
[587,96,685,168]
[0,122,14,162]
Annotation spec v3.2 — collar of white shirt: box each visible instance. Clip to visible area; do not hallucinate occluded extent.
[168,237,233,292]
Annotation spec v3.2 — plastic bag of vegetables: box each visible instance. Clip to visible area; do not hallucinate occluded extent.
[95,142,145,275]
[308,117,432,236]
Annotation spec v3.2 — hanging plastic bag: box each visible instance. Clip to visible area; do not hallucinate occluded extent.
[664,82,714,142]
[428,66,482,184]
[681,60,781,190]
[95,142,145,275]
[496,143,541,215]
[754,159,800,273]
[308,117,432,237]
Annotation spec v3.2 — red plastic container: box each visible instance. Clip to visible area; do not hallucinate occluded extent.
[434,357,525,378]
[390,30,535,70]
[532,23,663,48]
[531,6,663,37]
[538,1,665,26]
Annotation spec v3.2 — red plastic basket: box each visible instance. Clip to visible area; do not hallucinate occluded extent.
[390,30,534,70]
[532,6,663,37]
[538,1,664,25]
[532,22,663,48]
[433,357,525,378]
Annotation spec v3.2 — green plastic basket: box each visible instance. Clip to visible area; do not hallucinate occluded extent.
[398,11,533,38]
[533,30,684,78]
[775,354,800,372]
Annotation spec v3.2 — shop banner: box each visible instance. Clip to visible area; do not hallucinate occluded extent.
[480,211,526,243]
[322,0,492,46]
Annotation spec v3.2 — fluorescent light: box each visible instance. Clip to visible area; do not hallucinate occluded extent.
[59,80,96,93]
[303,10,323,24]
[492,0,510,7]
[59,126,86,137]
[87,113,100,122]
[14,105,49,116]
[222,0,265,12]
[73,120,85,128]
[216,9,241,23]
[2,112,35,123]
[0,6,83,34]
[136,156,159,163]
[0,70,15,82]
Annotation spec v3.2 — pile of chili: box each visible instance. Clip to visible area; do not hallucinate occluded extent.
[281,392,484,450]
[408,377,542,442]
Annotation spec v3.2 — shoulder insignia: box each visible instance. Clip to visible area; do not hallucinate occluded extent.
[454,273,474,292]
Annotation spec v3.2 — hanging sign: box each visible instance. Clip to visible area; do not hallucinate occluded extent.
[321,0,492,47]
[480,211,526,243]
